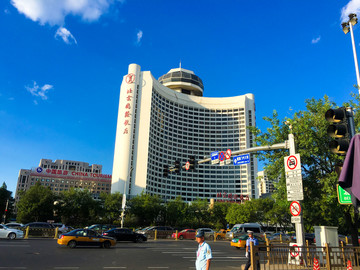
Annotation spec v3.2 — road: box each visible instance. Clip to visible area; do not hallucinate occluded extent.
[0,238,247,269]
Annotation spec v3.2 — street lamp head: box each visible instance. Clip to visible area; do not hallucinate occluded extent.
[349,13,358,26]
[342,22,350,34]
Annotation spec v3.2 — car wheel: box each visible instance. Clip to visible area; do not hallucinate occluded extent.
[136,237,144,243]
[179,235,184,240]
[216,235,221,240]
[68,240,76,248]
[8,233,16,240]
[103,241,111,249]
[209,235,214,241]
[236,247,240,249]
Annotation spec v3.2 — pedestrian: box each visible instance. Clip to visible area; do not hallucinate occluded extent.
[244,231,260,270]
[195,230,212,270]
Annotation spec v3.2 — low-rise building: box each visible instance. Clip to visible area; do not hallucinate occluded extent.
[15,159,111,201]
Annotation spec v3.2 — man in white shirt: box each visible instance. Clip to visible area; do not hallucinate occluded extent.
[195,230,212,270]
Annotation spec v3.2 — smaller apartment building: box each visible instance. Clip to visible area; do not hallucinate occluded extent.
[15,159,111,201]
[257,171,278,197]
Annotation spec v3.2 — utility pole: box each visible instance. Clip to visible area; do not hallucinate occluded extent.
[2,199,9,224]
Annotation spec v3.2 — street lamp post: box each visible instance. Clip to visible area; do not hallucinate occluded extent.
[342,13,360,94]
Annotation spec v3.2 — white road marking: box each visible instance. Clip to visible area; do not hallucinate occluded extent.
[0,268,27,269]
[0,244,30,247]
[103,267,127,269]
[53,268,79,269]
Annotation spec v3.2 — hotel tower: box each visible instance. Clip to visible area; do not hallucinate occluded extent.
[112,64,258,202]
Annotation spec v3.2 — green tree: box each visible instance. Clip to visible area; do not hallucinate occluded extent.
[225,200,259,224]
[56,188,101,227]
[188,198,211,228]
[209,202,232,229]
[249,95,359,238]
[17,182,55,223]
[100,192,123,224]
[127,192,164,227]
[0,182,14,223]
[165,196,188,228]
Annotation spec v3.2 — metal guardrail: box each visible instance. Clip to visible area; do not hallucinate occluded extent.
[247,241,360,270]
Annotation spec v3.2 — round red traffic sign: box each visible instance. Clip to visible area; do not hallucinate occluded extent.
[286,155,298,170]
[225,149,232,159]
[290,201,301,217]
[185,161,190,171]
[290,244,300,257]
[219,151,225,162]
[125,73,135,84]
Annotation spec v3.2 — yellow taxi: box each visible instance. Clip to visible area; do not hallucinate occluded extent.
[231,233,266,249]
[215,229,230,240]
[57,229,116,248]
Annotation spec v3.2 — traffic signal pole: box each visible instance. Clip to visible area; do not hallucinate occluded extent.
[166,133,306,247]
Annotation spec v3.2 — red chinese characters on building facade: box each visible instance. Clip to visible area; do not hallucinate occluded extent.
[123,85,134,135]
[215,192,249,203]
[39,168,111,180]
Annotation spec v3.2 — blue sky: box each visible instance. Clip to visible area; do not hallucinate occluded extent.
[0,0,359,195]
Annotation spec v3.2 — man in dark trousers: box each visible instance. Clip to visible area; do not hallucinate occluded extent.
[244,231,260,270]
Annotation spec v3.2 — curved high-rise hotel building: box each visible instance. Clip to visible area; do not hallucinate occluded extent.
[112,64,258,202]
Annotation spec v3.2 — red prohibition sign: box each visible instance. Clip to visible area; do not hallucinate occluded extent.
[290,201,301,217]
[290,244,300,257]
[225,149,232,159]
[219,151,225,162]
[125,73,135,84]
[287,155,298,170]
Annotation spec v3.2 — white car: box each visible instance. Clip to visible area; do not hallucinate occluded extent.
[0,224,24,239]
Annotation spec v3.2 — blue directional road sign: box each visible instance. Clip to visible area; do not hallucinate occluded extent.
[211,151,219,161]
[233,154,250,165]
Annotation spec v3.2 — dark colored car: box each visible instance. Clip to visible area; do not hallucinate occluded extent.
[23,222,55,237]
[305,233,315,244]
[86,224,118,233]
[57,229,116,248]
[102,228,147,243]
[24,222,55,229]
[138,226,174,239]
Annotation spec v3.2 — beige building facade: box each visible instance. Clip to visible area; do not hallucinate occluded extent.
[15,159,111,201]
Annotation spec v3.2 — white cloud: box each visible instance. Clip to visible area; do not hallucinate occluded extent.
[11,0,124,44]
[311,36,321,44]
[136,30,143,46]
[55,27,77,44]
[341,0,360,22]
[11,0,124,26]
[26,81,53,101]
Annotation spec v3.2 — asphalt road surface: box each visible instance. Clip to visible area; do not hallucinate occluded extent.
[0,238,247,270]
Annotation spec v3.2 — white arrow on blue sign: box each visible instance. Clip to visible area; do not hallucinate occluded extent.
[233,154,250,165]
[211,151,219,160]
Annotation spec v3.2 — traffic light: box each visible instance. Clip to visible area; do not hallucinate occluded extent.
[174,160,181,174]
[325,107,354,155]
[163,165,169,177]
[189,156,196,171]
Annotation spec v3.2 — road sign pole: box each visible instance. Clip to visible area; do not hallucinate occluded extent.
[288,134,305,248]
